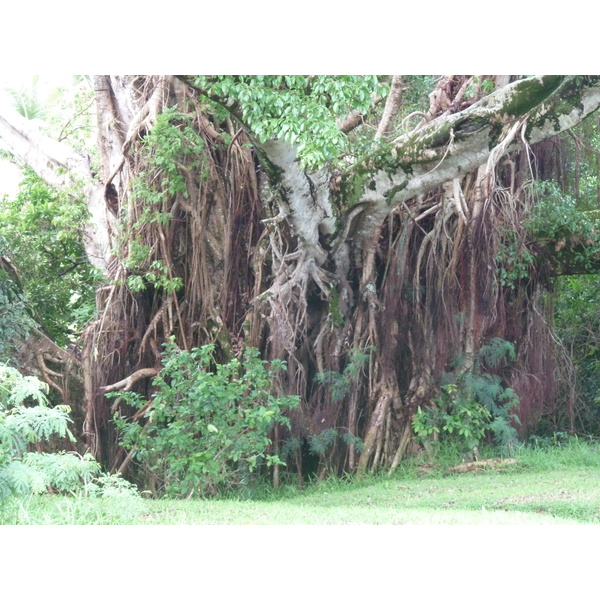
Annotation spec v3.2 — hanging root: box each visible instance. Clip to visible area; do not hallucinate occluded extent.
[82,87,267,466]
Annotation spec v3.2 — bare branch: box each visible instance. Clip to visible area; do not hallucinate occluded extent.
[446,458,517,474]
[338,109,365,134]
[338,96,387,135]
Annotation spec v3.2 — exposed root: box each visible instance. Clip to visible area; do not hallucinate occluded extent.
[446,458,517,474]
[34,351,65,402]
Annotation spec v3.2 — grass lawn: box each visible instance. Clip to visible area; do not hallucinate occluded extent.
[5,440,600,525]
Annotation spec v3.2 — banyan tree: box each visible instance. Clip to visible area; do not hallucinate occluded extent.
[1,75,600,482]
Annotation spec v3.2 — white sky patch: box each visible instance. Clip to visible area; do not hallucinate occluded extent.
[0,162,21,198]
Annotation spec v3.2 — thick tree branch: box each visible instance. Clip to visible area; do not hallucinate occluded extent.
[0,109,92,188]
[338,109,365,134]
[344,76,600,246]
[94,75,128,183]
[100,367,159,394]
[0,107,116,274]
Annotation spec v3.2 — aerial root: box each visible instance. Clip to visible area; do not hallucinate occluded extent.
[101,368,160,412]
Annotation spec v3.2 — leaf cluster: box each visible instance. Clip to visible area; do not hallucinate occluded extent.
[134,107,207,201]
[195,75,388,169]
[413,384,491,449]
[464,76,495,99]
[496,229,536,290]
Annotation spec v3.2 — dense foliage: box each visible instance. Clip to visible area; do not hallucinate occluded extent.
[0,170,98,348]
[552,275,600,435]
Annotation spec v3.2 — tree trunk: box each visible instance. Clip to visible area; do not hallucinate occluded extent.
[2,75,600,478]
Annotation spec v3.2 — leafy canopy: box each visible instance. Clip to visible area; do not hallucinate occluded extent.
[194,75,388,168]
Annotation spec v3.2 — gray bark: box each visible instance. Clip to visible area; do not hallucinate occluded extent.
[343,76,600,249]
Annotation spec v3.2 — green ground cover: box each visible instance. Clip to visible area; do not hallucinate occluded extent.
[3,440,600,525]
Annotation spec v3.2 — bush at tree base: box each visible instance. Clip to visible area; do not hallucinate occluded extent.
[112,341,300,497]
[412,339,521,455]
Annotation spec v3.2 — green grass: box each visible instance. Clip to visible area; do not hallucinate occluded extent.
[4,439,600,525]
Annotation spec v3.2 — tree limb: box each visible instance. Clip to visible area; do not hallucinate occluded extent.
[338,96,386,135]
[0,109,92,188]
[375,75,405,139]
[344,76,600,247]
[100,367,159,394]
[338,109,365,134]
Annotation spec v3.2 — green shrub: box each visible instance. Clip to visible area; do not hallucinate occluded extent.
[413,383,491,454]
[113,341,300,497]
[413,338,521,455]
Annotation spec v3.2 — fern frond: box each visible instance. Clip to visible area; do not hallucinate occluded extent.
[5,405,74,450]
[0,459,50,497]
[477,338,516,369]
[23,452,101,494]
[0,366,49,408]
